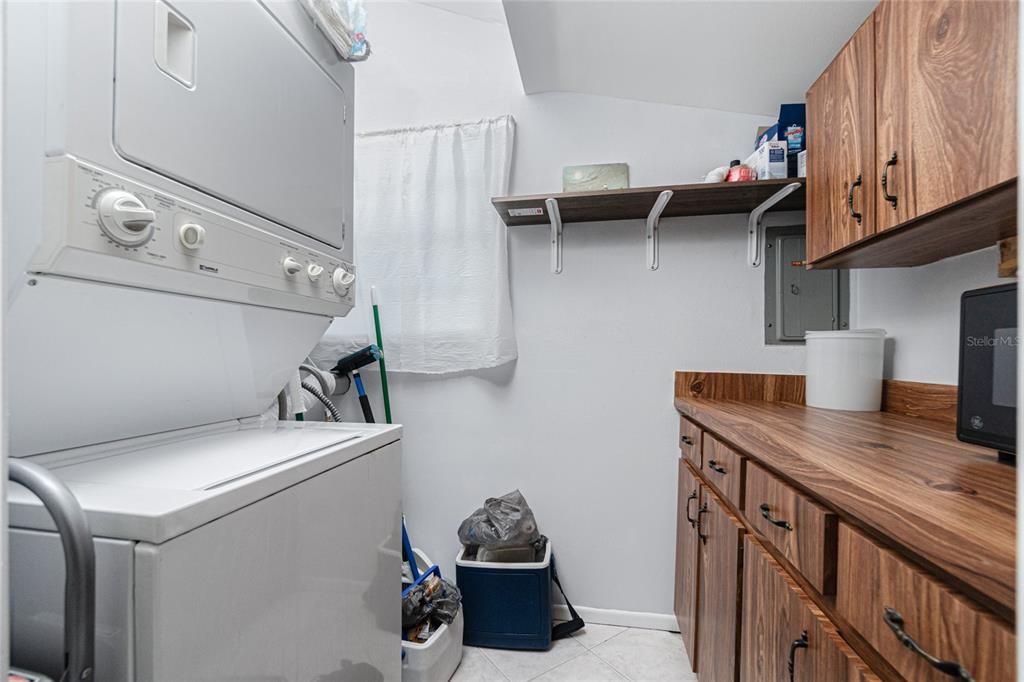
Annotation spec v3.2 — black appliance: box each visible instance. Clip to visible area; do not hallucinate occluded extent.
[957,282,1017,462]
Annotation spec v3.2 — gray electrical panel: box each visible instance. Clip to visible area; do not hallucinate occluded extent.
[764,226,848,345]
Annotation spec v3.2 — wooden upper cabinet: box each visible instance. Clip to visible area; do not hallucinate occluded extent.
[697,491,746,682]
[806,15,876,262]
[874,0,1018,232]
[674,461,701,668]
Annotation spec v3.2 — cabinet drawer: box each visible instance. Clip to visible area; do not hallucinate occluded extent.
[702,434,745,508]
[837,525,1015,681]
[679,417,702,467]
[745,462,837,595]
[742,536,878,682]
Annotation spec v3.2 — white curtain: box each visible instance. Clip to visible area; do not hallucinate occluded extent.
[312,115,517,373]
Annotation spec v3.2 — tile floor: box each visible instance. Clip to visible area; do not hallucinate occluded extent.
[450,625,696,682]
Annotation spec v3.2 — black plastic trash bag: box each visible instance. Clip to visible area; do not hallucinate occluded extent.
[458,489,540,549]
[402,576,462,630]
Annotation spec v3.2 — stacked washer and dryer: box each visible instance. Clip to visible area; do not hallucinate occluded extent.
[4,2,400,680]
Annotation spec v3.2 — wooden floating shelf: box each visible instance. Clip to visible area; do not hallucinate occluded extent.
[491,178,807,227]
[809,179,1018,269]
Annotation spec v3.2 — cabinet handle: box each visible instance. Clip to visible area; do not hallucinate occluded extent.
[759,503,793,531]
[707,460,727,475]
[680,435,694,447]
[696,503,709,544]
[882,608,975,681]
[881,152,898,209]
[685,491,698,527]
[846,174,863,224]
[788,630,808,682]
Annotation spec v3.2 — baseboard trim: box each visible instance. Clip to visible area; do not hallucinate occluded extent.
[553,604,679,632]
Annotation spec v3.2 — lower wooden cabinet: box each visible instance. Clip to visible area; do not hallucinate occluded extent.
[696,490,746,682]
[742,536,877,681]
[674,460,701,669]
[837,524,1015,682]
[673,401,1015,682]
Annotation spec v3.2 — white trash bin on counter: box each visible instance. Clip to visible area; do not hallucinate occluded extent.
[805,329,886,411]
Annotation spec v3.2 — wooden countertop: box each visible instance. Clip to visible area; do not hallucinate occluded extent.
[675,396,1016,618]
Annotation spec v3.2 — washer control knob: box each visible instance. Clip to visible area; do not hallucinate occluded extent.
[96,189,156,247]
[282,257,303,276]
[307,263,324,281]
[332,266,356,295]
[178,223,206,250]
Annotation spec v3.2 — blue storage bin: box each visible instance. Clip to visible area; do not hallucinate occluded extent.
[455,542,553,650]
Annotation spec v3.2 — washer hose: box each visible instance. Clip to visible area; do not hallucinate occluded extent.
[302,380,343,422]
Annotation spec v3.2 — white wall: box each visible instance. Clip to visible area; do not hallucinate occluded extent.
[345,0,801,620]
[343,0,1004,619]
[852,249,1006,384]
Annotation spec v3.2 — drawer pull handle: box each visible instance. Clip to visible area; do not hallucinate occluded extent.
[846,174,863,224]
[883,608,975,681]
[881,152,898,209]
[680,435,694,446]
[759,503,793,531]
[787,630,808,682]
[685,491,698,527]
[707,460,727,475]
[696,503,709,544]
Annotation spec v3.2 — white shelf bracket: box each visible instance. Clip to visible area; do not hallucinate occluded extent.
[748,182,802,267]
[546,197,563,274]
[646,190,673,271]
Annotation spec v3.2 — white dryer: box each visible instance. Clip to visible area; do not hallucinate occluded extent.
[3,2,399,680]
[4,0,359,455]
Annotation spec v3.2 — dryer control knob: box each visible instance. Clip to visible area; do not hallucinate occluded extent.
[282,257,303,276]
[307,263,325,282]
[96,189,156,247]
[178,223,206,250]
[332,266,356,295]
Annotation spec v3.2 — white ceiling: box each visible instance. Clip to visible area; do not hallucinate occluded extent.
[502,0,876,116]
[411,0,509,23]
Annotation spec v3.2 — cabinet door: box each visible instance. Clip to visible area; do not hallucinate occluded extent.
[806,15,876,262]
[674,462,701,668]
[696,491,746,682]
[740,536,803,681]
[875,0,1018,231]
[742,537,879,682]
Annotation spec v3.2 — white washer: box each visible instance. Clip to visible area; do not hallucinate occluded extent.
[4,2,399,679]
[9,420,402,681]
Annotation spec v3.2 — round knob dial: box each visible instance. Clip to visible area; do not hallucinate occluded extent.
[178,223,206,250]
[332,266,356,295]
[282,256,303,276]
[307,263,324,282]
[96,189,156,247]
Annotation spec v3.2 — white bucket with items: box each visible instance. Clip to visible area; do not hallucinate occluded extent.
[402,548,464,682]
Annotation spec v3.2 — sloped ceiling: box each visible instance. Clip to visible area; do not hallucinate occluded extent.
[502,0,876,116]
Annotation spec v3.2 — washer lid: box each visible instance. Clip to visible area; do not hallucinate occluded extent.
[52,425,364,491]
[8,421,402,543]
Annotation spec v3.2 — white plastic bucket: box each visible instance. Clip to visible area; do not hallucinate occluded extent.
[805,329,886,411]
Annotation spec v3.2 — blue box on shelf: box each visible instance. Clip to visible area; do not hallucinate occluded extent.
[456,542,553,650]
[755,103,806,155]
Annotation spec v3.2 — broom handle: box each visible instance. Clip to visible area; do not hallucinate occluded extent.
[371,286,393,424]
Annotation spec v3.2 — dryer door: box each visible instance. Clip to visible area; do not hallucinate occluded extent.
[113,0,351,249]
